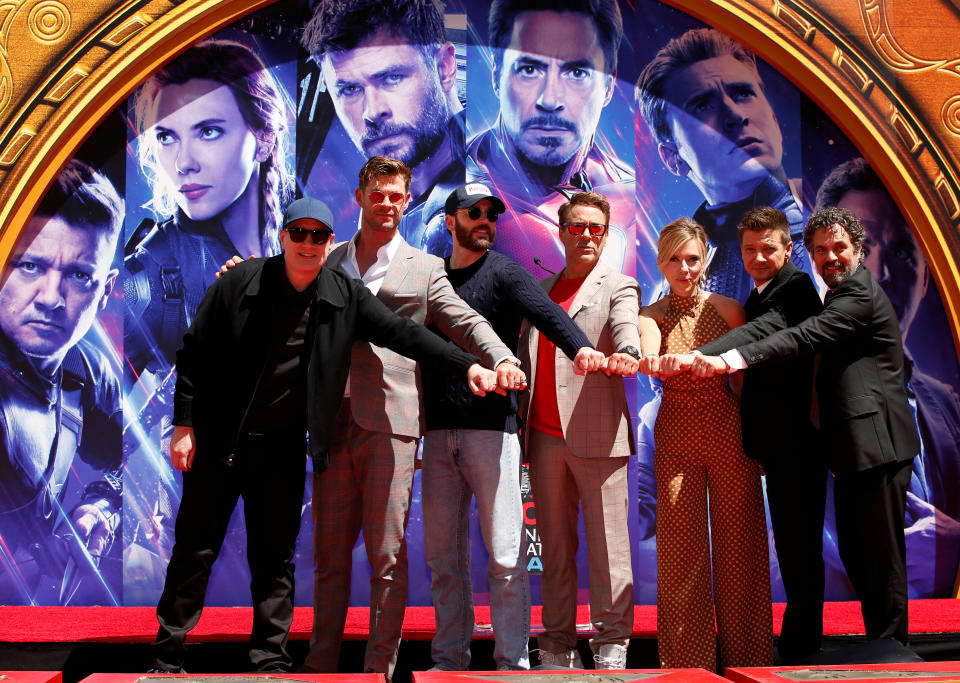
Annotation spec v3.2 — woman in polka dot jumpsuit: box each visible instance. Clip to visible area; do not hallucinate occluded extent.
[638,218,773,671]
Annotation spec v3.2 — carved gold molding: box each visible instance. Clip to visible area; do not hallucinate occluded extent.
[0,0,959,352]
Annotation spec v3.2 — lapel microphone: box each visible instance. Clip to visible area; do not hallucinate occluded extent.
[533,257,556,275]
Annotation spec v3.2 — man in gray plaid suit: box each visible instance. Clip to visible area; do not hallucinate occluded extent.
[301,156,524,679]
[519,191,642,670]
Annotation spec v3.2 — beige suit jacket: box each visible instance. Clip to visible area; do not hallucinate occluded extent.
[327,238,511,438]
[519,260,641,458]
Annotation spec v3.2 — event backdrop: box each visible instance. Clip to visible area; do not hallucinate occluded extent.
[1,0,959,607]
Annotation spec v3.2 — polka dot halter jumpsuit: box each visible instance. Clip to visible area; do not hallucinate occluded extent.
[654,291,773,671]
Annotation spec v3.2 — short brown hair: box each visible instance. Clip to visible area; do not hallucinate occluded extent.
[815,157,883,211]
[657,217,708,284]
[358,156,412,192]
[302,0,445,65]
[738,206,790,247]
[488,0,623,78]
[636,28,761,144]
[558,191,611,226]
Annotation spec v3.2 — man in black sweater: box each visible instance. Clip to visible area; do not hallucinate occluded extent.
[419,183,633,671]
[151,198,498,674]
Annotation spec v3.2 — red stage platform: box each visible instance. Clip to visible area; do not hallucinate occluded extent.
[0,674,62,683]
[78,676,384,682]
[412,671,725,682]
[726,662,960,683]
[2,602,960,644]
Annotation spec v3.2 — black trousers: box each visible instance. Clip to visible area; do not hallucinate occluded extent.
[152,431,307,671]
[834,458,913,644]
[763,450,828,664]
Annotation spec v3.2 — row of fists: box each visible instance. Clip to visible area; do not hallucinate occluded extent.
[469,346,643,398]
[575,347,641,377]
[636,352,730,379]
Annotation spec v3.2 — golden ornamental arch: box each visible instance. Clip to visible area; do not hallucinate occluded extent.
[0,0,958,348]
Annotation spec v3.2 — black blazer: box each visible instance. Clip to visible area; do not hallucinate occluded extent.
[173,255,478,472]
[737,265,918,475]
[698,261,822,462]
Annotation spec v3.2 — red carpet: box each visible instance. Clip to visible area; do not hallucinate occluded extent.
[0,601,958,644]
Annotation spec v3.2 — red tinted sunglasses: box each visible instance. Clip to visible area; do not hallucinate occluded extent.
[369,191,406,205]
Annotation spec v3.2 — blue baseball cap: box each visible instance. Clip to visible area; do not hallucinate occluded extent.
[282,197,334,231]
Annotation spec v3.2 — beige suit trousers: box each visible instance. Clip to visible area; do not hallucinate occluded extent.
[527,428,634,654]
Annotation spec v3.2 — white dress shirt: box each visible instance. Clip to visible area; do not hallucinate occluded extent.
[341,230,403,397]
[719,280,771,372]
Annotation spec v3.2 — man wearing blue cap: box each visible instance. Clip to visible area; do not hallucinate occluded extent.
[149,197,500,674]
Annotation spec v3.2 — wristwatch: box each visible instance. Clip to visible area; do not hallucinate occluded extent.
[618,345,641,360]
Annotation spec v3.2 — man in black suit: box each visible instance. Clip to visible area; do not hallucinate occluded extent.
[692,207,919,645]
[690,206,825,663]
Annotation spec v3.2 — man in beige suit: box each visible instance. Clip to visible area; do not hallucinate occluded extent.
[301,157,524,679]
[519,191,642,671]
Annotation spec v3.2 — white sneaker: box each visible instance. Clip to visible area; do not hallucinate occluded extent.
[593,643,628,669]
[536,648,584,668]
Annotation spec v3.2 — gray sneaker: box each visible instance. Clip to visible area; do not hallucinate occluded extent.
[535,648,584,669]
[593,643,628,670]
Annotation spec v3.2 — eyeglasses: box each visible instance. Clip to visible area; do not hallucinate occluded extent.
[562,222,608,236]
[463,206,500,222]
[284,227,333,244]
[369,191,406,205]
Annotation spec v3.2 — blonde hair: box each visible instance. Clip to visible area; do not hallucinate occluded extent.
[657,217,708,284]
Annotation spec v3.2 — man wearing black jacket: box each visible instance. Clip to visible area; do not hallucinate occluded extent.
[150,198,498,674]
[694,206,825,663]
[693,207,919,647]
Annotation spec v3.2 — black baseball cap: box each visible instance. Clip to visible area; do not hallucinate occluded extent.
[444,182,506,215]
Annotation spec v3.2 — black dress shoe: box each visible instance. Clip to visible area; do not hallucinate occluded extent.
[248,664,292,674]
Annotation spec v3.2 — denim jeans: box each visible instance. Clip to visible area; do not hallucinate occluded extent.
[422,429,530,670]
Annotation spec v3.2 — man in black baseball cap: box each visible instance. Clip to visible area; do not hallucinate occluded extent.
[419,183,604,672]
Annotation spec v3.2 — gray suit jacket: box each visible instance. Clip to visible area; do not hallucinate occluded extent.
[519,261,641,458]
[327,238,511,438]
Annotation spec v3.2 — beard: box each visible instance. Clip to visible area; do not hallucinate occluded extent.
[454,217,495,253]
[821,260,858,289]
[515,113,580,167]
[360,81,449,169]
